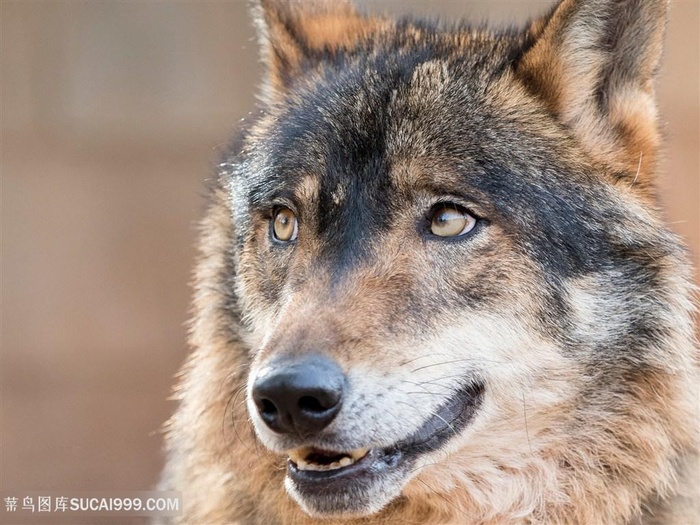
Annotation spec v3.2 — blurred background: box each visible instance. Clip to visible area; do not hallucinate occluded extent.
[2,1,698,523]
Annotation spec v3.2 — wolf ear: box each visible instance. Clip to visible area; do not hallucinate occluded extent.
[517,0,669,186]
[252,0,372,102]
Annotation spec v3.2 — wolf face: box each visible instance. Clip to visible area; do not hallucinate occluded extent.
[162,1,698,523]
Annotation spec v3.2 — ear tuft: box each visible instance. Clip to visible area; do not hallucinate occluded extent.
[517,0,669,189]
[252,0,376,102]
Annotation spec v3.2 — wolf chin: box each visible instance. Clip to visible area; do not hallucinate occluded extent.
[159,0,699,523]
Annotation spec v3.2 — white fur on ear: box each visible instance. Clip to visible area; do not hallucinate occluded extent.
[517,0,668,185]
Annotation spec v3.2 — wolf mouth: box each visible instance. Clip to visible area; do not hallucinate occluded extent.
[285,382,484,513]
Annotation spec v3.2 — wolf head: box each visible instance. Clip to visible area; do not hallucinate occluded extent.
[170,0,698,523]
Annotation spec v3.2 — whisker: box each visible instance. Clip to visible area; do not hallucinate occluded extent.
[411,358,489,373]
[630,151,643,188]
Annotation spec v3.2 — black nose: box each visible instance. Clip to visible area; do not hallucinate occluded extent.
[252,354,345,436]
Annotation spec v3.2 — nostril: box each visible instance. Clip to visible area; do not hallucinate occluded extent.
[298,395,325,413]
[260,399,277,415]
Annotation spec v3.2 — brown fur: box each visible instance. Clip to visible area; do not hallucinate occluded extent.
[159,1,699,523]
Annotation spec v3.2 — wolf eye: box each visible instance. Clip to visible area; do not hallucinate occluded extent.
[429,204,477,238]
[272,207,298,242]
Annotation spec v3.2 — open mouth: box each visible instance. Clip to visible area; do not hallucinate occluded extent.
[285,381,484,514]
[288,446,370,472]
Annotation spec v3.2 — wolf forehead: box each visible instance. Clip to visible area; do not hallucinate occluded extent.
[243,28,542,187]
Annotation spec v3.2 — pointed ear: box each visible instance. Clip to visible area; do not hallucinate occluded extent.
[517,0,669,186]
[252,0,375,103]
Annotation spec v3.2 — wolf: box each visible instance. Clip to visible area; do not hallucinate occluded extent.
[159,0,699,523]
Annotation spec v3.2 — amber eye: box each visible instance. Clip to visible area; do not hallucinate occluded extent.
[429,204,477,238]
[272,207,298,242]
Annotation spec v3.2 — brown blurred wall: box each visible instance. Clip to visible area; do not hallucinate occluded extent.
[2,1,698,520]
